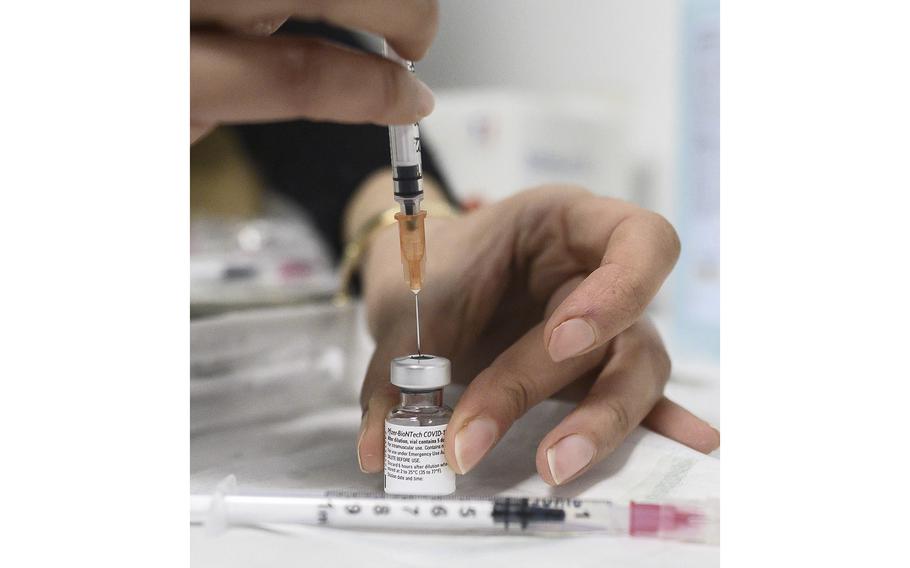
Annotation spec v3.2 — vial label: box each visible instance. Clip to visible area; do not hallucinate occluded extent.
[384,422,456,495]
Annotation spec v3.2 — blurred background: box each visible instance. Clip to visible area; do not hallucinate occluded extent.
[190,2,721,543]
[190,0,718,364]
[418,0,719,362]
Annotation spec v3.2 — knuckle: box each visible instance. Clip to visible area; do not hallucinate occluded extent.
[627,320,670,361]
[512,185,592,248]
[501,381,532,419]
[610,267,647,321]
[492,366,535,420]
[629,344,672,398]
[602,399,632,436]
[650,345,672,387]
[647,212,682,263]
[616,323,672,393]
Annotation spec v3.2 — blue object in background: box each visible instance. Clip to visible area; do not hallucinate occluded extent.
[674,0,720,360]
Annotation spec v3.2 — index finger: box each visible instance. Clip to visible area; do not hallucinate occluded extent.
[543,193,681,362]
[191,0,439,61]
[443,322,608,475]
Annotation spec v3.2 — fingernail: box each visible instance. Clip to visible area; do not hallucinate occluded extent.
[414,78,435,117]
[453,417,498,474]
[356,412,367,472]
[548,318,596,362]
[248,18,283,36]
[546,434,596,485]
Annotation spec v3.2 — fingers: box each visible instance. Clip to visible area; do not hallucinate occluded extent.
[191,0,439,61]
[536,319,671,485]
[356,327,416,473]
[543,277,719,456]
[191,32,434,130]
[543,197,681,362]
[642,397,720,454]
[444,322,607,475]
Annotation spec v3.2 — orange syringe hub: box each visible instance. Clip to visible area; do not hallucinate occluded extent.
[394,210,427,292]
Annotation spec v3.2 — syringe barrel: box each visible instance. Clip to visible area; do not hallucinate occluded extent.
[389,122,422,200]
[383,41,424,204]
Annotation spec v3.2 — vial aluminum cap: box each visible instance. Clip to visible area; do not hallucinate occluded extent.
[390,354,451,391]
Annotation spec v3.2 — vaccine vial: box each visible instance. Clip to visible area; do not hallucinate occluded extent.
[384,354,456,495]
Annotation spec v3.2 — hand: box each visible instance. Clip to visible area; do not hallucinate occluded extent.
[357,187,720,485]
[191,0,438,142]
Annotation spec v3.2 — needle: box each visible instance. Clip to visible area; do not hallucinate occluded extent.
[414,291,421,355]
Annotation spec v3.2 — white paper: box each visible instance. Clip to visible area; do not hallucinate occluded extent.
[191,304,719,567]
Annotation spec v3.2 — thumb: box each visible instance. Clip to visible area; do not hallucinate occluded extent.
[356,332,415,473]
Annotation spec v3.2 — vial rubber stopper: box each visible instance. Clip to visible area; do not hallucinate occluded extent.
[390,354,451,391]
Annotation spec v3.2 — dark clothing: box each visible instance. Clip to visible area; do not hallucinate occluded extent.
[232,21,454,260]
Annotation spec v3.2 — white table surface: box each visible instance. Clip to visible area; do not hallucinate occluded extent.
[191,303,719,567]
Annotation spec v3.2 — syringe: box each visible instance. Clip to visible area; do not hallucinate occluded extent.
[191,478,718,544]
[383,40,426,352]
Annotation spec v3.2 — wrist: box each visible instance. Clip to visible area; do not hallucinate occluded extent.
[336,172,458,304]
[342,169,455,243]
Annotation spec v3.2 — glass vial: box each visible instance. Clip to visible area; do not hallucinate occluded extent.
[384,354,456,495]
